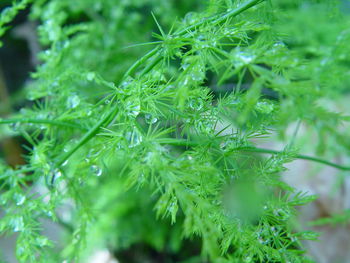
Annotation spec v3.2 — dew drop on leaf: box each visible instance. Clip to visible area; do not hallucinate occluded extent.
[183,12,198,25]
[126,101,141,117]
[10,122,20,132]
[190,71,204,81]
[49,168,63,186]
[10,216,24,232]
[14,193,26,206]
[189,99,203,110]
[36,236,50,247]
[86,72,96,81]
[181,62,190,71]
[90,165,102,177]
[126,129,143,148]
[145,114,158,124]
[255,101,274,114]
[67,94,80,109]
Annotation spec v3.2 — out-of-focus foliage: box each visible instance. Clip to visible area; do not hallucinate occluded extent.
[0,0,349,262]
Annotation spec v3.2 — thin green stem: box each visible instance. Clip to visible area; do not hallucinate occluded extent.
[176,0,265,35]
[123,46,161,79]
[0,118,87,130]
[55,106,118,166]
[241,147,350,171]
[156,138,350,171]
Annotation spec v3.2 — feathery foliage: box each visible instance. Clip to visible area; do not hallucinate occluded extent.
[0,0,349,262]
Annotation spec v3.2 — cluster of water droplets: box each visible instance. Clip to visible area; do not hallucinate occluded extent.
[42,19,61,42]
[232,48,256,68]
[255,226,272,245]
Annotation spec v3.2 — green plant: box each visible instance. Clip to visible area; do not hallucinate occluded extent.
[0,0,349,262]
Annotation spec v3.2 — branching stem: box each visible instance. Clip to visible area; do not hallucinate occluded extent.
[54,0,267,168]
[156,138,350,171]
[0,118,86,131]
[241,147,350,171]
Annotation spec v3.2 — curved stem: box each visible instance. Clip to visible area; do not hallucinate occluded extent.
[156,138,350,171]
[176,0,265,35]
[55,106,118,166]
[241,147,350,171]
[122,46,161,79]
[0,118,86,131]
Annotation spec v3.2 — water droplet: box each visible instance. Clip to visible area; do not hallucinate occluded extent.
[49,168,62,185]
[244,256,252,262]
[10,122,20,132]
[125,129,143,148]
[233,49,255,68]
[189,99,204,111]
[237,52,254,64]
[62,160,69,166]
[36,236,50,247]
[195,34,211,49]
[145,114,158,124]
[105,99,111,105]
[67,94,80,109]
[90,165,102,177]
[14,193,26,206]
[120,77,134,88]
[126,101,141,117]
[190,70,205,81]
[273,208,290,220]
[273,41,286,49]
[184,12,198,25]
[181,63,190,71]
[86,72,95,81]
[255,101,274,114]
[10,216,24,232]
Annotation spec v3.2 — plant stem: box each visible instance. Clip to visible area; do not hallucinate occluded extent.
[241,147,350,171]
[0,118,86,130]
[55,106,118,166]
[123,46,161,79]
[177,0,265,35]
[156,138,350,171]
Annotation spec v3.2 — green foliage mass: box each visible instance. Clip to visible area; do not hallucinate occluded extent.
[0,0,349,262]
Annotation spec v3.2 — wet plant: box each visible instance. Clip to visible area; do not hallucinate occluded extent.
[0,0,350,262]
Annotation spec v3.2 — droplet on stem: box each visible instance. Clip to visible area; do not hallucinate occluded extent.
[145,114,158,124]
[90,165,102,177]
